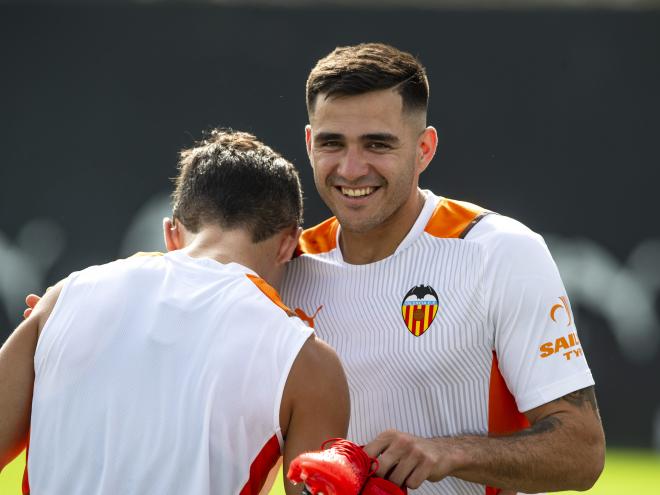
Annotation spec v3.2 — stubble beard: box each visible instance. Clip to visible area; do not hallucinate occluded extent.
[315,155,418,235]
[323,180,414,236]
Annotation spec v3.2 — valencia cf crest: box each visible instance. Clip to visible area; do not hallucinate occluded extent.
[401,285,439,336]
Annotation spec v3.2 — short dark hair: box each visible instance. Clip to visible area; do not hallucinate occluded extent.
[172,129,303,242]
[306,43,429,114]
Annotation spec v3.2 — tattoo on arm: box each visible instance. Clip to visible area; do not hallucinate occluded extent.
[511,387,600,439]
[514,415,561,437]
[555,386,600,416]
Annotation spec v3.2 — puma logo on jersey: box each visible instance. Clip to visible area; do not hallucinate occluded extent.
[401,285,439,337]
[294,305,323,329]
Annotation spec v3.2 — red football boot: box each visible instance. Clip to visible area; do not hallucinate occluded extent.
[360,477,408,495]
[287,438,378,495]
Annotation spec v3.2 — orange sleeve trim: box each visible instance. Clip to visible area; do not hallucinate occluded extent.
[22,431,30,495]
[424,198,487,239]
[296,217,339,256]
[246,274,295,317]
[239,434,282,495]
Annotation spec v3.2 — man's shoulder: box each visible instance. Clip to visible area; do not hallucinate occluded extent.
[296,217,340,256]
[68,253,164,281]
[245,273,296,317]
[422,195,549,261]
[462,210,543,246]
[423,196,490,239]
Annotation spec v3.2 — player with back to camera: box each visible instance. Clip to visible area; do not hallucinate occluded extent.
[282,43,605,495]
[0,130,352,495]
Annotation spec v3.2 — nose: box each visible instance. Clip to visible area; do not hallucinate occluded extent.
[336,145,369,183]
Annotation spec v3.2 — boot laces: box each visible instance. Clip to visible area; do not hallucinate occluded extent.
[321,438,379,477]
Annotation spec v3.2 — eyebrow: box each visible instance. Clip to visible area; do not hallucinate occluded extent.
[314,132,400,144]
[315,132,344,142]
[361,133,399,144]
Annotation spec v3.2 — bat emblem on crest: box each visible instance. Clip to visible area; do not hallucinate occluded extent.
[401,285,439,336]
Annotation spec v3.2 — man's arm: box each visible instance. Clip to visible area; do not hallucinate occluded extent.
[364,385,605,492]
[279,335,350,495]
[0,282,63,471]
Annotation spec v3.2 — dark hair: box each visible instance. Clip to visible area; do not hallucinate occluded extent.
[306,43,429,114]
[172,129,303,242]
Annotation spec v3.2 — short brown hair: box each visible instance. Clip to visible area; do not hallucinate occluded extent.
[306,43,429,114]
[172,129,303,242]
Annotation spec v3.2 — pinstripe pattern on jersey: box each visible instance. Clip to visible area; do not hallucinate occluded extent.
[282,238,491,495]
[281,195,526,495]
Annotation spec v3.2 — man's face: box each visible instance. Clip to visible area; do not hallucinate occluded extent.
[306,89,429,234]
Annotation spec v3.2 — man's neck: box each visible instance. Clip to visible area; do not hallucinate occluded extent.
[339,190,426,265]
[181,227,264,275]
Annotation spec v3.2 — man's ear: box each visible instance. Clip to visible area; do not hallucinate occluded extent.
[163,217,184,252]
[305,125,313,162]
[276,226,302,265]
[417,126,438,174]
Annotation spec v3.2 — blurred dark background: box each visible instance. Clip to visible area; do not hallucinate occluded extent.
[1,1,659,449]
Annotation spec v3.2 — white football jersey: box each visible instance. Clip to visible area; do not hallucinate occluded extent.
[281,191,594,495]
[28,250,312,495]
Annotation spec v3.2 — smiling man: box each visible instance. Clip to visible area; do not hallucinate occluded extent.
[281,43,605,495]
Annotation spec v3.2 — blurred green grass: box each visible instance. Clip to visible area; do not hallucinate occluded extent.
[1,448,658,494]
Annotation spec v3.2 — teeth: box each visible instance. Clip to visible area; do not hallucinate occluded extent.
[341,187,375,197]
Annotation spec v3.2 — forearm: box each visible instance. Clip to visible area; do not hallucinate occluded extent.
[445,395,605,492]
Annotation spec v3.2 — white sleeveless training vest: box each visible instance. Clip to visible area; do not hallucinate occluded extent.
[28,250,312,495]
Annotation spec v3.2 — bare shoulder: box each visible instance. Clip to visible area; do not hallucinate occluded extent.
[280,334,349,439]
[287,335,348,398]
[279,334,350,494]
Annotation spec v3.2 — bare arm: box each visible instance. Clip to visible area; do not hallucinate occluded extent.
[279,335,350,495]
[365,386,605,493]
[0,282,63,471]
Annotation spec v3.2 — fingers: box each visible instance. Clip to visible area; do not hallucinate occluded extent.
[384,454,417,487]
[26,294,41,309]
[23,294,42,319]
[364,430,449,489]
[363,429,397,458]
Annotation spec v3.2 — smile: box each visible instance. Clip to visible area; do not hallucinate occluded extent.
[339,186,377,198]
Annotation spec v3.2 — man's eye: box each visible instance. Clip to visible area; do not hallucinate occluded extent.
[319,141,342,148]
[368,142,391,150]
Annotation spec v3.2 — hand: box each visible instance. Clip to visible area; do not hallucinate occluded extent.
[363,430,454,489]
[23,294,42,319]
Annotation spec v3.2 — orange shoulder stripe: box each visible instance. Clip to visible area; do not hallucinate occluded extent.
[424,198,488,239]
[246,274,295,317]
[296,217,339,255]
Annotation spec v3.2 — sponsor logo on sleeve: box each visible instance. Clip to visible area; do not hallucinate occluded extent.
[550,295,573,326]
[542,296,583,360]
[539,332,584,360]
[401,285,439,337]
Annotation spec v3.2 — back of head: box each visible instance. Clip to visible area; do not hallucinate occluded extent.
[171,129,303,243]
[306,42,429,115]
